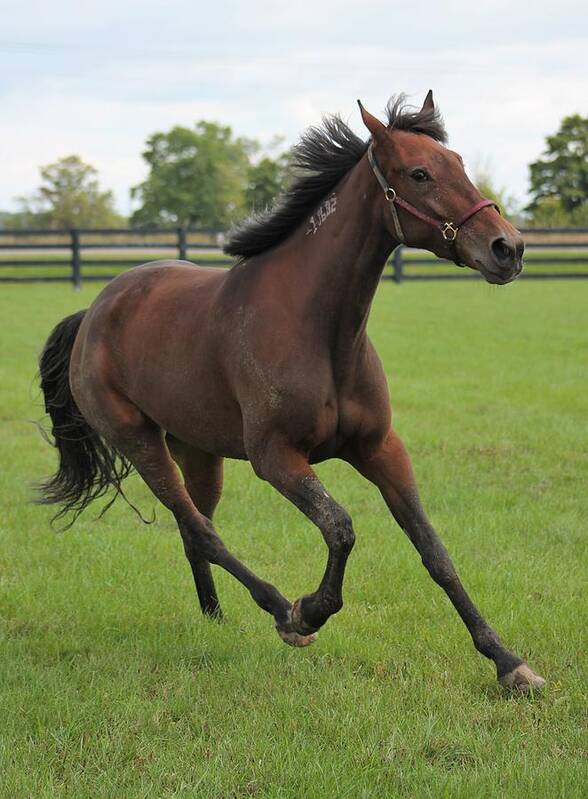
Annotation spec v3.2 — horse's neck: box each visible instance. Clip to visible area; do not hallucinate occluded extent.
[280,157,395,361]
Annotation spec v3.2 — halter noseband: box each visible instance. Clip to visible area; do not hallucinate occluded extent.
[367,143,498,247]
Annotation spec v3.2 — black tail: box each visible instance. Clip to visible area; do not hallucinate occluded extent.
[37,310,134,527]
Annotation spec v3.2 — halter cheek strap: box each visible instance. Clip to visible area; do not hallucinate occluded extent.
[367,144,498,246]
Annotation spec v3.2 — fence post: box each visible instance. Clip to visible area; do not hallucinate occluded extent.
[177,226,187,260]
[70,229,81,289]
[392,245,403,283]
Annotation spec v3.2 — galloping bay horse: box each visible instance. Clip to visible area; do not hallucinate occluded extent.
[38,92,544,691]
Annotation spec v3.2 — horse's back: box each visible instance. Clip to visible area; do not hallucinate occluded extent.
[80,259,226,328]
[91,259,226,302]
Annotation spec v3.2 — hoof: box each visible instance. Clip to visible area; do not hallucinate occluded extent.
[275,600,319,647]
[499,663,546,692]
[276,626,318,648]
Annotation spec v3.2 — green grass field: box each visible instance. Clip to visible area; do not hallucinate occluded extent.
[1,279,587,798]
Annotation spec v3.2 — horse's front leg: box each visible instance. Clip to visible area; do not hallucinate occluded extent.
[348,428,545,691]
[252,439,355,643]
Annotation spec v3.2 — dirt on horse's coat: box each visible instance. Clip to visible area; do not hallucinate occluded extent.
[37,92,544,691]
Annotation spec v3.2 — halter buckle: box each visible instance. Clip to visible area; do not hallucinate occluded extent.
[441,222,458,242]
[384,187,396,202]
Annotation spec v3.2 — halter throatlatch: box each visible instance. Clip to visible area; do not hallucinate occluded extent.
[367,144,498,246]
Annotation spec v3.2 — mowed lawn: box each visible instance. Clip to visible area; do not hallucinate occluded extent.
[0,278,586,798]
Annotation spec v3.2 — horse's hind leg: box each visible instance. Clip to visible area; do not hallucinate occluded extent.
[166,435,223,619]
[86,391,304,639]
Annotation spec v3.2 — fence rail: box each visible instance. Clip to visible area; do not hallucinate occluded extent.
[0,226,587,286]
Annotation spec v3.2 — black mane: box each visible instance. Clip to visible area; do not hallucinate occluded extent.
[385,95,447,144]
[224,94,447,261]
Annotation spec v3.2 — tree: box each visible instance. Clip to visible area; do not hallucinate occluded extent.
[0,209,32,230]
[246,157,283,212]
[245,146,291,212]
[472,162,521,223]
[131,122,255,228]
[527,114,588,217]
[18,156,124,228]
[525,196,588,227]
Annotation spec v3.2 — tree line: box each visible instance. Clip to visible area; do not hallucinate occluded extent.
[1,114,586,231]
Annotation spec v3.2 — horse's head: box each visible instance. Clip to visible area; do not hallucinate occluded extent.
[359,92,524,285]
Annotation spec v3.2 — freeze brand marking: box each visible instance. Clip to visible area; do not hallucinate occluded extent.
[306,194,337,235]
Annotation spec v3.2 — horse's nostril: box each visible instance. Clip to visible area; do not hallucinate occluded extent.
[491,237,514,264]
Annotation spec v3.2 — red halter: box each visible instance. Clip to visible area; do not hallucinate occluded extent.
[367,144,498,245]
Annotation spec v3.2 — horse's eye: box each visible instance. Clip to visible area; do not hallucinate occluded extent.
[410,168,430,182]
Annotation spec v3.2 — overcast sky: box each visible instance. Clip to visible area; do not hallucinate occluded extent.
[2,0,587,215]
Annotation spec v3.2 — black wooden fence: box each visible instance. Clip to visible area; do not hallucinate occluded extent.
[0,226,587,286]
[0,228,227,287]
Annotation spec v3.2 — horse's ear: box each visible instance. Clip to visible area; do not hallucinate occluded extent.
[357,100,387,144]
[421,89,434,112]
